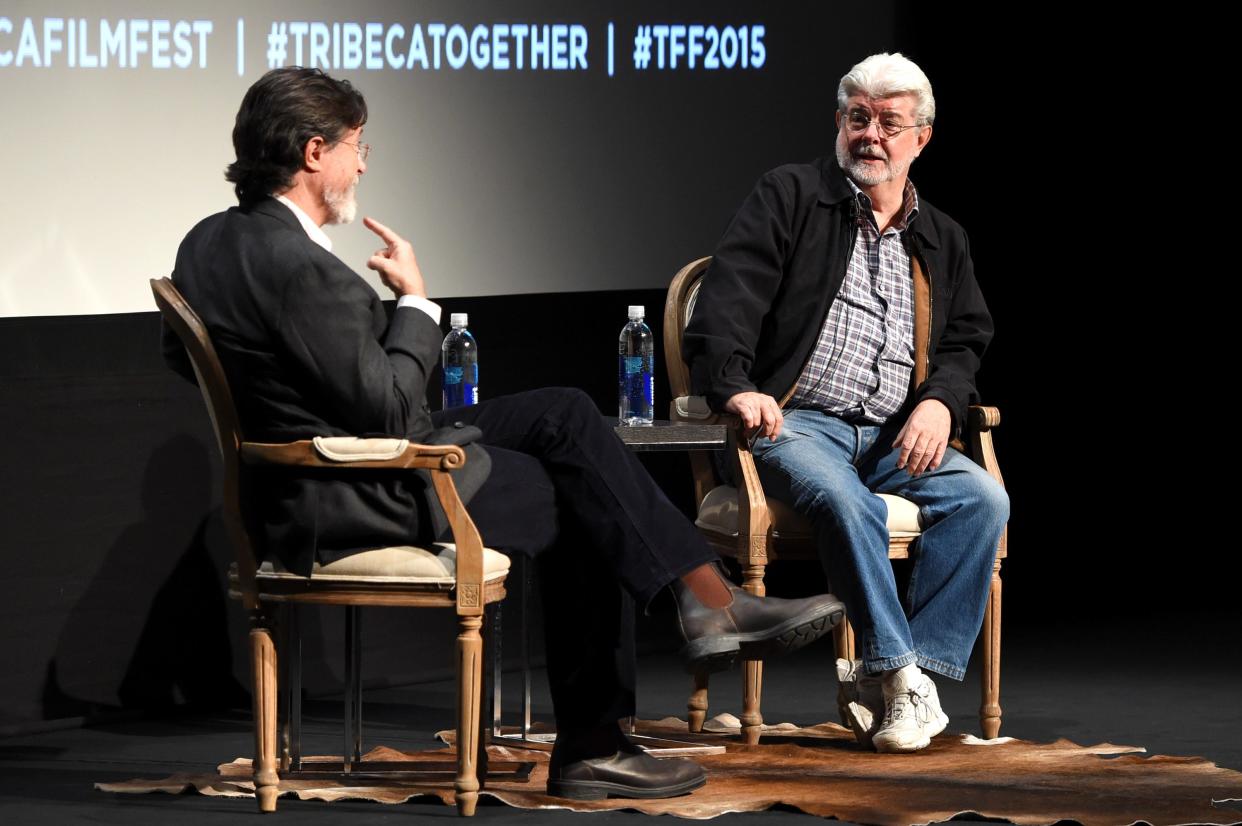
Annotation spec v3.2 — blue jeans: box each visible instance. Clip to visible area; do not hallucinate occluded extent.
[750,409,1009,680]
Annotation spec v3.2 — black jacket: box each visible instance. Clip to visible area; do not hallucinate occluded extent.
[683,156,993,433]
[163,198,488,575]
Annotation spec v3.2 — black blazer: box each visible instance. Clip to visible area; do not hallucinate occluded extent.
[164,198,489,575]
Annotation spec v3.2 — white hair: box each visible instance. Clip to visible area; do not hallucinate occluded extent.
[837,53,936,125]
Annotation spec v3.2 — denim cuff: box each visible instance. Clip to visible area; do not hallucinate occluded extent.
[864,651,917,674]
[916,654,965,681]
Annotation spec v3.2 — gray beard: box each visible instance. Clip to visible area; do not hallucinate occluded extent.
[324,181,358,225]
[835,142,910,187]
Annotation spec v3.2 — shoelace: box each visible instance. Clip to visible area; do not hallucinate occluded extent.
[884,681,930,722]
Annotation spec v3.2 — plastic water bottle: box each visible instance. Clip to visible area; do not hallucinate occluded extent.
[618,305,654,426]
[442,313,478,409]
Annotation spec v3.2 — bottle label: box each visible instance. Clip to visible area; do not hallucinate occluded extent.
[443,364,478,408]
[623,356,644,375]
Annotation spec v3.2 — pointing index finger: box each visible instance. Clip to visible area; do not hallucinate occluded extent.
[363,216,398,245]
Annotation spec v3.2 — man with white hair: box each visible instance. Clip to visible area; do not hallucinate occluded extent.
[683,53,1009,753]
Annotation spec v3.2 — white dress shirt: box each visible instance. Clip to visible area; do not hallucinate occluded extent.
[274,195,442,324]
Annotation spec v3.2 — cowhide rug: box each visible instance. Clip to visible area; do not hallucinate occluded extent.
[97,715,1242,825]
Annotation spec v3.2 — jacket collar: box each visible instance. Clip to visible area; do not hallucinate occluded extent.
[816,155,855,207]
[246,196,303,229]
[816,156,941,251]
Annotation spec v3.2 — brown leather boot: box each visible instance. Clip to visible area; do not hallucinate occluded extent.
[547,725,706,800]
[674,581,845,673]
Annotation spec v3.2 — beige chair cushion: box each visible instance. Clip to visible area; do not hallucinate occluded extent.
[695,485,922,538]
[256,543,510,584]
[672,395,714,420]
[312,436,409,462]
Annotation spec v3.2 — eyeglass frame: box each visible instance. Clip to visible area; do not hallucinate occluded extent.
[336,139,372,162]
[840,108,926,140]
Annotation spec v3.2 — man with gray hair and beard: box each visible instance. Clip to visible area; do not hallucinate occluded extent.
[684,52,1009,753]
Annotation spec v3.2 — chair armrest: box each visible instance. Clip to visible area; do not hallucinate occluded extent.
[671,395,715,422]
[240,440,466,471]
[723,419,773,571]
[968,405,1001,432]
[668,400,771,561]
[964,405,1005,490]
[669,395,746,431]
[240,437,487,614]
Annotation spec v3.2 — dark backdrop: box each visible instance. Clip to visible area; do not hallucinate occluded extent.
[0,4,1227,732]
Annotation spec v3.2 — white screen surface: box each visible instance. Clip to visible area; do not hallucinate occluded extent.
[0,1,893,317]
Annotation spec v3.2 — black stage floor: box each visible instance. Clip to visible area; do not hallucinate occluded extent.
[2,615,1239,825]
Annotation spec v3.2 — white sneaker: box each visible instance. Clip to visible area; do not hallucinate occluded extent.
[835,659,884,748]
[871,665,949,753]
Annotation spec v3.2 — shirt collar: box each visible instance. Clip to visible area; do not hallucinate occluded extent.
[845,177,920,232]
[275,195,333,252]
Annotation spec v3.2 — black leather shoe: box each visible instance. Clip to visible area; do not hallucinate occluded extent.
[675,582,845,673]
[547,731,707,800]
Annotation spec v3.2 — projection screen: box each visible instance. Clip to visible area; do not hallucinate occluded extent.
[0,1,896,317]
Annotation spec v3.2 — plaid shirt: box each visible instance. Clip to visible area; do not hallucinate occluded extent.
[788,179,918,423]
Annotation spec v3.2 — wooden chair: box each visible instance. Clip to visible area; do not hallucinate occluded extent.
[152,277,512,816]
[662,258,1008,745]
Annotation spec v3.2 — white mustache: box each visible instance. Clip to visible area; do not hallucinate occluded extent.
[854,146,887,161]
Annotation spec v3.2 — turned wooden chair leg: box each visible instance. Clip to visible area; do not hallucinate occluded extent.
[455,615,483,817]
[688,671,710,733]
[278,605,303,774]
[478,607,494,787]
[739,562,766,745]
[833,617,856,662]
[979,558,1003,739]
[832,618,858,727]
[250,610,280,813]
[741,660,764,746]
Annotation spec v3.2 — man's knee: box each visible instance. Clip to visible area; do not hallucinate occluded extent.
[986,478,1010,523]
[502,386,598,429]
[529,386,596,416]
[958,468,1009,525]
[547,387,611,436]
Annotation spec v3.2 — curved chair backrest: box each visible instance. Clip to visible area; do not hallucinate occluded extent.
[662,257,719,507]
[662,256,712,401]
[151,277,262,607]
